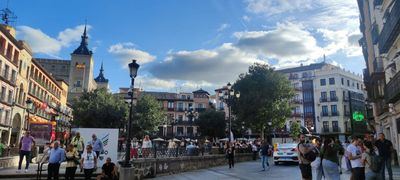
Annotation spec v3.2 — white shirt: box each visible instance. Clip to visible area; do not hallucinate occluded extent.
[142,140,152,148]
[82,151,97,169]
[346,144,363,168]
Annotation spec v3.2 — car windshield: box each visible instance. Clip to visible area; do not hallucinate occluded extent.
[278,144,296,149]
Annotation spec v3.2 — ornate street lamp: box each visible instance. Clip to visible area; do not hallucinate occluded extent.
[122,59,140,168]
[219,82,240,142]
[25,99,33,130]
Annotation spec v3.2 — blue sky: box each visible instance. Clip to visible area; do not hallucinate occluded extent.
[10,0,364,93]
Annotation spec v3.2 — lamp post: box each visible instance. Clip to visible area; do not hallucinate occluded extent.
[219,82,240,142]
[25,99,33,130]
[122,59,140,168]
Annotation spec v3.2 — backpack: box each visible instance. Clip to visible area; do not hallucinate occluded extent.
[298,143,317,162]
[369,152,382,173]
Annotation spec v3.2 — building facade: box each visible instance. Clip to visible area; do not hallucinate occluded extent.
[35,58,70,83]
[358,0,400,161]
[278,62,366,138]
[118,88,211,138]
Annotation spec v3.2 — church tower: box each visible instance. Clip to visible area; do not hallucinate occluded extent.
[94,62,109,90]
[68,24,97,101]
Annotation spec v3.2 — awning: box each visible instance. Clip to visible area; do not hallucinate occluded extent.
[29,115,52,125]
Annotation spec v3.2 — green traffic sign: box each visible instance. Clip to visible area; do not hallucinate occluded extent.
[353,111,364,121]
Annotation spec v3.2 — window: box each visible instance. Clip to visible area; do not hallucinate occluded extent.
[181,95,186,99]
[7,90,12,103]
[347,80,350,86]
[0,109,3,124]
[320,92,327,102]
[357,83,359,89]
[167,101,174,109]
[0,37,5,54]
[320,79,326,86]
[329,78,335,85]
[178,115,183,121]
[177,127,184,135]
[4,65,9,79]
[11,70,16,82]
[332,121,339,132]
[1,86,5,100]
[341,78,344,85]
[330,91,337,101]
[187,127,193,136]
[219,102,224,109]
[75,80,81,87]
[322,106,328,116]
[197,103,204,108]
[331,105,338,116]
[178,102,183,110]
[323,121,329,132]
[4,110,10,125]
[18,60,22,74]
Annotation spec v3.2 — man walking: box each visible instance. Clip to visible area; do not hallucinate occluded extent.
[375,133,394,180]
[298,134,313,180]
[260,140,270,171]
[17,131,35,173]
[47,141,65,180]
[71,132,85,156]
[91,134,103,158]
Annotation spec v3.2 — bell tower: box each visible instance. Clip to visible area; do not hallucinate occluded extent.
[68,24,97,101]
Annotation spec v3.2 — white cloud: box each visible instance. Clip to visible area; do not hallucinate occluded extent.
[245,0,313,16]
[149,43,265,84]
[108,42,156,67]
[242,15,251,22]
[217,23,230,32]
[16,25,90,56]
[136,76,177,91]
[234,22,323,65]
[318,29,362,57]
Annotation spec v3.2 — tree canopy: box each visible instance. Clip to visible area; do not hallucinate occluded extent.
[72,88,128,128]
[196,110,226,138]
[232,63,294,138]
[290,122,301,139]
[132,94,166,138]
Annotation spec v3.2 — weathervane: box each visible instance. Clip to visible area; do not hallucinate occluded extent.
[0,0,17,25]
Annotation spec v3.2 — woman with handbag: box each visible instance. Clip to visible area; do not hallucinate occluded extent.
[65,144,79,180]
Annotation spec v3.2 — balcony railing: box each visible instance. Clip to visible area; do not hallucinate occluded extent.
[322,127,329,133]
[379,0,400,53]
[304,113,314,118]
[320,97,328,102]
[291,112,303,117]
[294,86,302,91]
[291,99,303,104]
[331,111,339,116]
[385,70,400,103]
[321,112,329,117]
[330,96,338,102]
[332,127,340,133]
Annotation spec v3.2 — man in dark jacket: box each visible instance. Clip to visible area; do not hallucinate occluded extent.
[260,140,270,171]
[375,133,394,180]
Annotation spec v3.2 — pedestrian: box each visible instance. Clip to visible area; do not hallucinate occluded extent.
[298,134,314,180]
[335,139,344,174]
[226,142,235,168]
[81,145,98,180]
[311,138,322,180]
[65,144,79,180]
[142,135,152,158]
[375,133,393,180]
[320,138,343,180]
[251,142,258,160]
[71,132,85,156]
[260,140,270,171]
[347,138,365,180]
[17,131,35,173]
[361,141,379,180]
[96,157,118,180]
[91,134,103,159]
[47,141,65,180]
[167,139,176,157]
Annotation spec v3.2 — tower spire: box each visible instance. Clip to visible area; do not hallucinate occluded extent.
[73,20,92,55]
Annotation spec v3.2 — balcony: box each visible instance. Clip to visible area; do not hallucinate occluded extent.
[332,127,341,133]
[385,71,400,103]
[291,112,303,117]
[320,97,328,102]
[331,111,339,116]
[0,70,17,86]
[379,0,400,53]
[291,99,303,104]
[322,127,329,133]
[344,111,351,117]
[321,112,329,117]
[329,96,338,102]
[304,113,314,118]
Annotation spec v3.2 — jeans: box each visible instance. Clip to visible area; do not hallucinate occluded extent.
[261,155,269,170]
[84,168,94,180]
[322,159,340,180]
[365,171,377,180]
[47,163,60,180]
[65,167,77,180]
[352,167,365,180]
[312,166,322,180]
[18,150,31,170]
[380,158,393,180]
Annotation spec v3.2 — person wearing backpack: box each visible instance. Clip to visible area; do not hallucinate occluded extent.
[320,138,343,180]
[298,134,314,180]
[361,141,379,180]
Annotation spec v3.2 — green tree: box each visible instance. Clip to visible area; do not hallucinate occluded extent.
[232,63,294,139]
[290,122,301,139]
[132,95,166,138]
[196,110,226,138]
[72,88,128,128]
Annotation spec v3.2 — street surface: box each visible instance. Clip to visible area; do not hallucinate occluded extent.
[154,160,352,180]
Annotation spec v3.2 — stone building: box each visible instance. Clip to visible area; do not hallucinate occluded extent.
[358,0,400,161]
[35,58,70,83]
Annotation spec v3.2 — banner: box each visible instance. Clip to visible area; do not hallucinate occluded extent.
[71,128,118,166]
[30,123,52,146]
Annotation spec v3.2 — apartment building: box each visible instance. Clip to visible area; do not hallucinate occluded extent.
[278,62,367,139]
[358,0,400,161]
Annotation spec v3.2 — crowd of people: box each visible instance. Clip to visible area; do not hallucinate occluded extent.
[15,131,118,180]
[297,133,394,180]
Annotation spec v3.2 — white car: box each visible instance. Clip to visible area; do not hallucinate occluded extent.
[273,143,299,165]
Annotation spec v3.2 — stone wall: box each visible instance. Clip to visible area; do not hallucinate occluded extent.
[124,153,253,179]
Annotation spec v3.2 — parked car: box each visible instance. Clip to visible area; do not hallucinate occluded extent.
[273,143,299,165]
